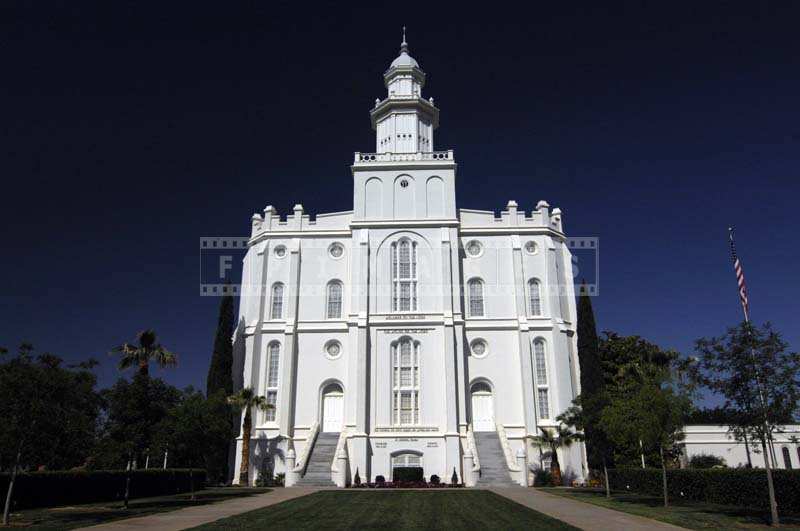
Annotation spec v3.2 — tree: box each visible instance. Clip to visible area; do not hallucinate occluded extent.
[112,329,177,377]
[205,292,235,483]
[95,374,181,508]
[598,333,678,467]
[691,321,800,526]
[207,292,235,397]
[601,358,689,507]
[227,388,272,486]
[0,345,101,525]
[576,283,612,474]
[558,400,612,497]
[688,453,726,469]
[528,422,581,486]
[155,388,232,499]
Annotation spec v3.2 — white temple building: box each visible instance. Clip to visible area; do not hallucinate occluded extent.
[232,34,586,487]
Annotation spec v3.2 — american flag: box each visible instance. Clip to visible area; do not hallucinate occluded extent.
[728,228,750,322]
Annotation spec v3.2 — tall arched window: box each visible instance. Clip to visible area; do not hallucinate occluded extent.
[528,279,542,316]
[783,447,793,469]
[392,338,420,425]
[265,342,281,422]
[391,239,417,312]
[270,283,284,320]
[326,281,343,319]
[468,279,485,317]
[533,339,549,419]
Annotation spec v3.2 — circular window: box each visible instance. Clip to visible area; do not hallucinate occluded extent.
[465,240,483,258]
[274,245,287,258]
[470,339,489,358]
[324,340,342,359]
[524,241,538,255]
[400,179,409,188]
[328,242,344,259]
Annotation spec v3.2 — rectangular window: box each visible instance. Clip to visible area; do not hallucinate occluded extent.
[538,388,550,419]
[392,340,420,426]
[265,391,277,422]
[534,341,548,385]
[267,354,280,387]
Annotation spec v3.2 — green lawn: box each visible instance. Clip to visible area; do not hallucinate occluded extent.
[192,490,579,530]
[3,487,272,530]
[543,488,800,530]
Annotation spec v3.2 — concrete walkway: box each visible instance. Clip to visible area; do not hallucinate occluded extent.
[491,488,686,531]
[76,487,319,531]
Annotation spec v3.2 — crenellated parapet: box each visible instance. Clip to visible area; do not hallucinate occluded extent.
[458,199,566,234]
[249,204,353,241]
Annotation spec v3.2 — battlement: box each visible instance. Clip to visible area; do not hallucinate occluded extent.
[250,204,353,238]
[459,200,564,232]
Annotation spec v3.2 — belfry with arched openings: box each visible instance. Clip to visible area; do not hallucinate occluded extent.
[233,32,585,487]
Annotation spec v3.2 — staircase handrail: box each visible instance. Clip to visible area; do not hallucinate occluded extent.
[466,424,481,471]
[293,420,319,474]
[331,428,349,472]
[496,422,521,472]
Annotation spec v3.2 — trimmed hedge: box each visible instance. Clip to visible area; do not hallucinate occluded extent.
[0,468,206,510]
[608,468,800,512]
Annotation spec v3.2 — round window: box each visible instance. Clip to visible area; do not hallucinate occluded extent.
[524,241,538,255]
[470,339,488,358]
[400,179,409,188]
[324,340,342,359]
[465,240,483,258]
[328,242,344,259]
[274,245,287,258]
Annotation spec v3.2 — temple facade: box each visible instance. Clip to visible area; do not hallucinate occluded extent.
[232,34,586,487]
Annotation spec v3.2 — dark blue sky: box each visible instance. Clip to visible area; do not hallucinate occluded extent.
[2,2,798,402]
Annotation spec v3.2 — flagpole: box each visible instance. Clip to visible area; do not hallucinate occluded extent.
[728,227,779,525]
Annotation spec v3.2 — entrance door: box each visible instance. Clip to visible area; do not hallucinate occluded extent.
[471,382,494,432]
[322,387,343,433]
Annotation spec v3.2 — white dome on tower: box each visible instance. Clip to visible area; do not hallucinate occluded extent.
[389,27,419,69]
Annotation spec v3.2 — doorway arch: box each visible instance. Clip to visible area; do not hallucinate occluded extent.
[470,380,494,432]
[321,382,344,433]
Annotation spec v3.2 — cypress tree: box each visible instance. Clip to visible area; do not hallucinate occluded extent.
[205,288,235,483]
[576,281,609,471]
[206,290,234,396]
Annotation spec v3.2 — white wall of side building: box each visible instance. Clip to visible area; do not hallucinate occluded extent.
[229,36,586,487]
[681,425,800,470]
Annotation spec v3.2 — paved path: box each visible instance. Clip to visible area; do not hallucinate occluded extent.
[76,487,319,531]
[490,488,685,531]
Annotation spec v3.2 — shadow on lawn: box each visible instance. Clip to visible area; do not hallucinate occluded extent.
[567,488,800,528]
[14,488,271,529]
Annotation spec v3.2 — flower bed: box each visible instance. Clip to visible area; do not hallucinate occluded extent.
[349,481,464,488]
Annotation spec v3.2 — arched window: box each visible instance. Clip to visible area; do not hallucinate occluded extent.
[528,279,542,316]
[265,342,281,422]
[391,239,417,312]
[471,381,492,394]
[468,279,485,317]
[270,283,284,320]
[392,338,420,425]
[533,339,549,419]
[326,281,343,319]
[783,447,793,469]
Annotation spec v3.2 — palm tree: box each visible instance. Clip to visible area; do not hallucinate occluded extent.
[228,387,273,486]
[529,423,581,486]
[112,329,177,377]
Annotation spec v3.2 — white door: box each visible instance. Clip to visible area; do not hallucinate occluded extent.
[322,393,343,433]
[472,393,494,432]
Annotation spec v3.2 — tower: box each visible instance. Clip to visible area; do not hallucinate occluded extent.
[352,30,456,222]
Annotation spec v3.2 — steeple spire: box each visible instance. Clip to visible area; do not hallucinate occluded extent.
[401,26,408,54]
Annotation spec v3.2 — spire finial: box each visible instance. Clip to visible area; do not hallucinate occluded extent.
[401,26,409,54]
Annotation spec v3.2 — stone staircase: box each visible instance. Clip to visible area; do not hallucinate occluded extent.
[294,432,338,487]
[474,432,516,487]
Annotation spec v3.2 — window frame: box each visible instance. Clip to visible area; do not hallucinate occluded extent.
[391,238,418,313]
[326,280,343,319]
[391,337,420,426]
[264,341,281,423]
[467,278,485,317]
[270,283,284,320]
[533,338,550,420]
[528,278,543,317]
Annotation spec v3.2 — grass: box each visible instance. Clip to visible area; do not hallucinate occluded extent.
[192,490,579,530]
[2,486,272,530]
[542,487,800,530]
